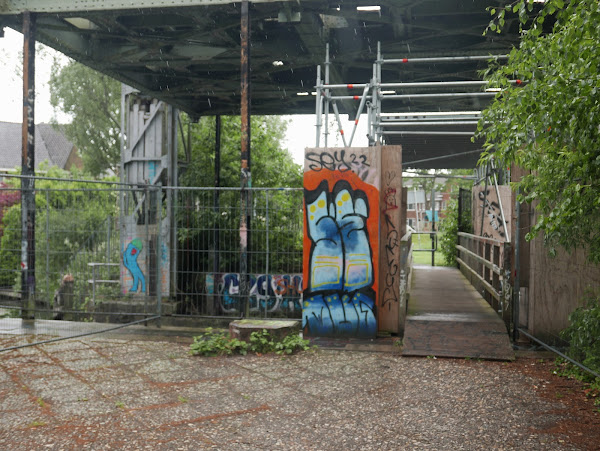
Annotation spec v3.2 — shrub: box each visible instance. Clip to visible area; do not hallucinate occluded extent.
[559,291,600,378]
[190,328,249,356]
[190,328,312,357]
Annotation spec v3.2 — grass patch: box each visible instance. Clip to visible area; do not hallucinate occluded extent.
[411,233,450,266]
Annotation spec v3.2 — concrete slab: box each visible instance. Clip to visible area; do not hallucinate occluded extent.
[402,266,514,361]
[0,334,588,449]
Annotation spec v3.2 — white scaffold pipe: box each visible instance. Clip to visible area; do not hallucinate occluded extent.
[315,64,322,147]
[377,120,480,126]
[383,130,476,136]
[380,54,509,64]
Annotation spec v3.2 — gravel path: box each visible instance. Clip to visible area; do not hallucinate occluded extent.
[0,336,595,450]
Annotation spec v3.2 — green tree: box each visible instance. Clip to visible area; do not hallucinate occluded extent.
[439,198,473,266]
[178,114,303,272]
[49,59,121,177]
[477,0,600,262]
[175,115,303,315]
[180,115,301,188]
[0,165,119,297]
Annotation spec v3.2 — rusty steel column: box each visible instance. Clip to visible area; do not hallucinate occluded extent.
[240,0,251,317]
[21,11,36,318]
[211,115,221,315]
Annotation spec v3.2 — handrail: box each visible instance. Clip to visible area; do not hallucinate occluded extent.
[455,257,500,301]
[412,231,437,253]
[455,245,502,276]
[458,231,504,246]
[456,232,512,327]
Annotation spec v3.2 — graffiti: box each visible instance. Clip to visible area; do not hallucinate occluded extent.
[398,269,407,301]
[477,188,508,240]
[303,179,377,337]
[207,273,303,314]
[383,188,398,213]
[381,170,399,312]
[148,161,157,182]
[123,238,146,293]
[305,149,374,183]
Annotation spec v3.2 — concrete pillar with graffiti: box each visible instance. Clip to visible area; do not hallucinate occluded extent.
[120,87,175,298]
[303,146,402,338]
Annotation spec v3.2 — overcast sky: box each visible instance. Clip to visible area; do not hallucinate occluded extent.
[0,27,368,166]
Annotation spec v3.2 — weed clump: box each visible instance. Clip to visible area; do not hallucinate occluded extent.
[190,327,312,357]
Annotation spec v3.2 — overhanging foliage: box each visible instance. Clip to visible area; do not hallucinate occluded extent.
[477,0,600,262]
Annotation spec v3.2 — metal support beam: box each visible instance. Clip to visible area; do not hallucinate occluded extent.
[21,11,36,318]
[513,188,521,341]
[240,0,251,317]
[331,100,348,147]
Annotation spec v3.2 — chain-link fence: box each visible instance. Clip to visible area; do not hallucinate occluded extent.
[1,175,303,350]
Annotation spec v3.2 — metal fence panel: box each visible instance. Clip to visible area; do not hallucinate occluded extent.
[1,178,161,347]
[1,176,303,350]
[171,187,303,319]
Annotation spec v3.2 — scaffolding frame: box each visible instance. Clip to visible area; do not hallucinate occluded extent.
[312,41,512,244]
[314,42,512,148]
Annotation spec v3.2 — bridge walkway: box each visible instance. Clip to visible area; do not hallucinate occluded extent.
[402,265,514,361]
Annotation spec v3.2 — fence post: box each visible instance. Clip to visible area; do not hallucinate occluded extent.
[265,191,269,318]
[45,190,49,300]
[431,182,435,266]
[502,241,512,332]
[106,215,111,264]
[240,0,251,318]
[156,187,162,327]
[512,190,521,341]
[144,186,149,324]
[21,11,36,319]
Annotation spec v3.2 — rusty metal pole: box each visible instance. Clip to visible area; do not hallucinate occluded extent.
[212,115,221,315]
[240,0,251,317]
[21,11,36,319]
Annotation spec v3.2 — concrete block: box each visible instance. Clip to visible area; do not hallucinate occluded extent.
[229,319,300,342]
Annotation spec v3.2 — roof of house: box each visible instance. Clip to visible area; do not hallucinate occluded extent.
[0,122,76,171]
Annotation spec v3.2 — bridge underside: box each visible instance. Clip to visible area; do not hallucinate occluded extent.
[1,1,544,169]
[0,0,524,118]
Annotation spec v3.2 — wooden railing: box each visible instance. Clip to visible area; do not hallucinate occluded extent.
[456,232,512,326]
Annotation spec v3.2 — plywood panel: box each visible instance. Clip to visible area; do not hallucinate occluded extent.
[528,215,600,342]
[303,147,381,338]
[378,146,403,334]
[473,184,512,241]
